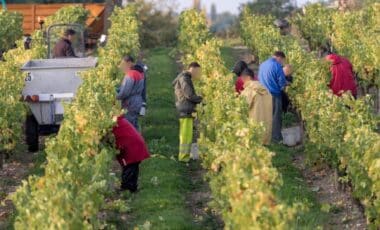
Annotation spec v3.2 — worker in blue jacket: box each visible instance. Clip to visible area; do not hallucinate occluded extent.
[258,51,287,143]
[117,55,145,130]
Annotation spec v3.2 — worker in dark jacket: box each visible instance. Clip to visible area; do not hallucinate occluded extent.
[172,62,203,162]
[53,29,77,58]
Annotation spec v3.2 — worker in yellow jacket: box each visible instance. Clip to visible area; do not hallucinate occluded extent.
[240,68,273,145]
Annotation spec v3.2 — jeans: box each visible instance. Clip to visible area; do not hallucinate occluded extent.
[125,111,139,130]
[272,95,283,142]
[281,91,291,112]
[121,162,140,192]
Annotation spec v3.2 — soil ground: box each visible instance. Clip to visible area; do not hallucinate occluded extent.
[293,153,366,229]
[100,47,219,229]
[0,149,44,229]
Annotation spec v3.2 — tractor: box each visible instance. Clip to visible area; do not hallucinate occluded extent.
[21,23,98,152]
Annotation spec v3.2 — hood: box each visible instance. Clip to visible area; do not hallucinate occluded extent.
[245,81,268,95]
[326,54,342,65]
[172,71,191,86]
[132,64,145,73]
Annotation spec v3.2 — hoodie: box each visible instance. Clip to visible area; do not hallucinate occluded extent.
[326,54,357,97]
[241,80,273,145]
[258,58,287,97]
[172,71,203,118]
[117,68,145,113]
[113,116,150,166]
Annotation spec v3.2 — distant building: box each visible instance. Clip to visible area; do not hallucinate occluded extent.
[211,3,217,22]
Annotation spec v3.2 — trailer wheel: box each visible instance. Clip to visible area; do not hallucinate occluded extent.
[25,115,39,152]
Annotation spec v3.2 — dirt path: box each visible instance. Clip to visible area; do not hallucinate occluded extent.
[176,52,223,229]
[293,154,366,229]
[187,162,223,229]
[0,151,37,228]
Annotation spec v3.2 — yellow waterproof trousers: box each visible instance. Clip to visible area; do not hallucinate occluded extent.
[178,118,193,162]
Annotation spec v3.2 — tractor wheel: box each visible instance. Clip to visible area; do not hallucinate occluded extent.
[25,115,39,152]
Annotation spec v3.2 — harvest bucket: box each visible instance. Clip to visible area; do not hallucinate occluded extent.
[282,125,302,147]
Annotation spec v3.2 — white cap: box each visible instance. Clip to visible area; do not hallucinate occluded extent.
[99,34,107,43]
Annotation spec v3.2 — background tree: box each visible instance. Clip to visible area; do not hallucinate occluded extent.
[134,0,178,48]
[241,0,296,19]
[210,12,238,39]
[325,0,378,9]
[10,0,105,3]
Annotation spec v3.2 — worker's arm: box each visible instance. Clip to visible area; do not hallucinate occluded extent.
[65,44,77,57]
[277,64,287,90]
[117,77,134,101]
[242,90,256,110]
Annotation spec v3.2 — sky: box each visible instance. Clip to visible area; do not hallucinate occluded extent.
[176,0,320,15]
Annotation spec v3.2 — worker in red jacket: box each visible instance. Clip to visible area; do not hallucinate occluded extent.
[326,54,357,98]
[112,116,150,192]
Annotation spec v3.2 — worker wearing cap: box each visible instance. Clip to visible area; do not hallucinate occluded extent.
[53,29,77,58]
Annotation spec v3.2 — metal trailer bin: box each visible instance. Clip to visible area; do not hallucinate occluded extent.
[21,57,98,151]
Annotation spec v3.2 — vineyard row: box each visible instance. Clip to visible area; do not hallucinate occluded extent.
[178,10,299,228]
[241,6,380,227]
[0,5,140,228]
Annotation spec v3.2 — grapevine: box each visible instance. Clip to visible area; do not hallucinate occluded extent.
[11,5,140,228]
[241,9,380,227]
[179,9,298,229]
[0,10,23,51]
[293,3,380,87]
[332,3,380,87]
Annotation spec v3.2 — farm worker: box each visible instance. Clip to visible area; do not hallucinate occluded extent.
[112,116,150,192]
[282,64,293,112]
[117,55,145,130]
[241,68,273,145]
[232,60,248,94]
[325,54,357,98]
[53,29,77,58]
[23,35,32,50]
[173,62,203,162]
[259,51,287,143]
